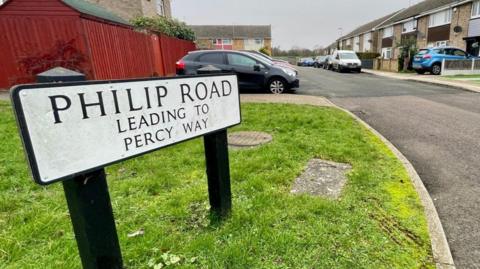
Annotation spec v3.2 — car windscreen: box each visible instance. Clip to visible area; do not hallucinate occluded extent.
[339,53,358,60]
[247,53,272,65]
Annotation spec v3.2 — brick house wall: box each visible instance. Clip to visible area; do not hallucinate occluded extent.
[195,38,271,52]
[376,28,383,54]
[233,39,244,50]
[142,0,171,18]
[416,16,429,49]
[450,2,472,50]
[359,34,364,52]
[264,39,272,50]
[371,31,379,53]
[393,24,402,58]
[196,39,214,50]
[85,0,171,21]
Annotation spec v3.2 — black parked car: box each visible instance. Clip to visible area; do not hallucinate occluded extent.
[176,50,299,94]
[313,56,328,68]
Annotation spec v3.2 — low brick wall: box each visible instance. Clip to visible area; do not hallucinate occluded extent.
[374,59,399,72]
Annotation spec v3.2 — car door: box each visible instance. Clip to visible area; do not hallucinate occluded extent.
[333,52,340,69]
[226,52,267,89]
[452,49,468,60]
[443,48,459,61]
[194,52,228,72]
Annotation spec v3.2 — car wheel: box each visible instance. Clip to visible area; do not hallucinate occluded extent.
[269,78,286,94]
[431,63,442,75]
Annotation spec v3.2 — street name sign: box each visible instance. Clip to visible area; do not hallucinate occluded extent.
[11,74,241,185]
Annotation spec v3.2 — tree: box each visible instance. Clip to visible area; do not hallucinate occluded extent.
[396,36,418,71]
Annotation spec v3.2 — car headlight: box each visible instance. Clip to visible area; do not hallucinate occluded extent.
[282,68,296,77]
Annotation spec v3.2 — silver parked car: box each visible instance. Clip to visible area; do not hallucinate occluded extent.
[331,50,362,73]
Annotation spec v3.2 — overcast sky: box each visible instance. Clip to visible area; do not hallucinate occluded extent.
[171,0,423,49]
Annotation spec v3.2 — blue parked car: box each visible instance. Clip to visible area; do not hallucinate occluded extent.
[297,57,315,67]
[412,47,472,75]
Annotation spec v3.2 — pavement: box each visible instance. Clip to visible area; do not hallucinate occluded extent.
[363,69,480,94]
[0,91,9,101]
[294,67,480,268]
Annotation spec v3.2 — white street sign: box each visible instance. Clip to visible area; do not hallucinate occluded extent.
[11,74,241,185]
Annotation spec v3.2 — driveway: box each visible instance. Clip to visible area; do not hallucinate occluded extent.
[295,67,480,268]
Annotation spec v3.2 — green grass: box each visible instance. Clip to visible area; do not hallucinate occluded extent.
[445,74,480,78]
[444,74,480,80]
[0,100,433,268]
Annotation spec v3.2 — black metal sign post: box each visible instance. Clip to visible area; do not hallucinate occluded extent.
[36,68,123,269]
[198,66,232,218]
[204,130,232,217]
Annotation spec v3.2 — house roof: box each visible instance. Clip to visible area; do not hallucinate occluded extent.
[341,10,404,40]
[62,0,130,26]
[377,0,461,28]
[0,0,130,25]
[190,25,272,39]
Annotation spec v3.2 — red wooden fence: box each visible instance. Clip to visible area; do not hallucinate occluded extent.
[0,1,195,89]
[158,34,196,76]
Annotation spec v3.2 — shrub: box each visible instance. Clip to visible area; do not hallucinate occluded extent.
[18,39,90,78]
[259,46,271,56]
[131,16,195,41]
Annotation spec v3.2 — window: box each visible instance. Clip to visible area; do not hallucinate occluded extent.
[473,1,480,18]
[429,9,452,27]
[213,39,233,50]
[383,26,394,38]
[354,36,360,52]
[363,32,371,51]
[436,40,449,47]
[156,0,164,16]
[446,49,467,56]
[346,39,351,45]
[427,41,449,48]
[227,53,257,67]
[403,20,417,33]
[197,53,224,65]
[382,47,392,59]
[244,38,264,49]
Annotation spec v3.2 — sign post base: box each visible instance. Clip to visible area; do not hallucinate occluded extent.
[63,169,123,269]
[204,130,232,218]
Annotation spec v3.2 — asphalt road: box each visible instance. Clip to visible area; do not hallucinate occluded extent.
[295,67,480,269]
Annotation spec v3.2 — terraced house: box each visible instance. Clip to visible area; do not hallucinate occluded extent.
[338,11,403,53]
[190,25,272,52]
[336,0,480,70]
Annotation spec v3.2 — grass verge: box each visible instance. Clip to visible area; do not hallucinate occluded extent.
[0,100,433,268]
